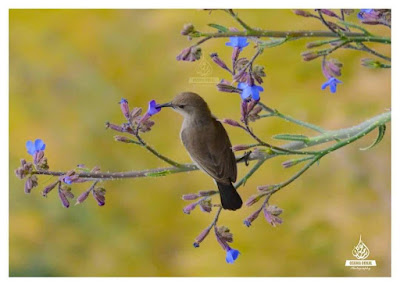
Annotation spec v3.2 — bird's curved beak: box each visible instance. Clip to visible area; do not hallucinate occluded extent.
[157,102,173,109]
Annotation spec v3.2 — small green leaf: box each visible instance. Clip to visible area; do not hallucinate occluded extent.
[208,23,229,33]
[145,170,173,177]
[360,124,386,151]
[258,38,288,48]
[273,134,310,142]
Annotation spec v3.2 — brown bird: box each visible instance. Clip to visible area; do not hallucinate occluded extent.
[158,92,242,210]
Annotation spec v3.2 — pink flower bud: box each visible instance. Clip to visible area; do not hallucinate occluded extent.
[193,226,211,247]
[118,98,130,120]
[244,208,263,227]
[232,145,251,152]
[221,118,242,128]
[245,195,260,206]
[183,202,197,214]
[42,181,59,197]
[76,190,91,205]
[182,193,200,200]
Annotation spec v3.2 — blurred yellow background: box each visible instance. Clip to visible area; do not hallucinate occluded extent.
[9,9,391,276]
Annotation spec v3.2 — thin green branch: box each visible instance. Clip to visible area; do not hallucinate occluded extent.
[260,110,390,198]
[225,9,253,32]
[134,133,184,168]
[349,42,391,62]
[197,30,391,44]
[258,102,326,134]
[32,111,391,181]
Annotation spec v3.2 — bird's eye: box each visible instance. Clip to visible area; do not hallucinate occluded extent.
[179,105,185,109]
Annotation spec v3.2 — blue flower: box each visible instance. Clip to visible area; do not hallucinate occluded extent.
[321,77,342,93]
[147,100,161,116]
[357,9,374,19]
[118,98,128,104]
[226,248,240,264]
[26,139,46,156]
[238,82,264,101]
[63,176,73,185]
[225,37,249,51]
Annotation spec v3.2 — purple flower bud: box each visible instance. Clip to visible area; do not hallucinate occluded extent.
[231,47,240,62]
[24,177,33,194]
[118,98,130,121]
[216,81,242,93]
[183,202,198,214]
[114,135,135,143]
[301,51,320,61]
[248,105,263,122]
[282,159,295,168]
[92,187,106,206]
[221,118,243,128]
[33,150,44,165]
[233,68,248,83]
[23,162,33,172]
[75,189,91,205]
[130,107,142,121]
[361,58,387,68]
[42,181,59,197]
[15,168,23,179]
[138,119,155,133]
[320,9,339,18]
[210,53,230,72]
[105,122,125,132]
[182,193,200,200]
[292,9,314,17]
[244,208,263,227]
[324,59,342,77]
[247,98,259,113]
[176,47,191,61]
[232,144,251,152]
[240,100,248,121]
[245,195,261,206]
[58,185,70,208]
[193,226,211,248]
[198,190,218,196]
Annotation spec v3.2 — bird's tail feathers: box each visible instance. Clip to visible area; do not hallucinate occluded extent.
[217,182,242,211]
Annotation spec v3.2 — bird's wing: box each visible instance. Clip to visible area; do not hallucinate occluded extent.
[181,119,237,183]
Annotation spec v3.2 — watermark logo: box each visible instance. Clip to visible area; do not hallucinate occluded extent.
[345,235,377,270]
[188,56,219,85]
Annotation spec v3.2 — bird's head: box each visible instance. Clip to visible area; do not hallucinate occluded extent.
[158,92,211,118]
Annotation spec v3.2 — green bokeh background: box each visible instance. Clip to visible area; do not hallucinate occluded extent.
[9,9,391,276]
